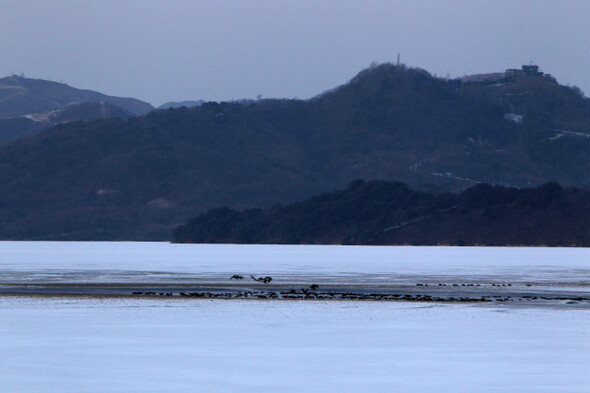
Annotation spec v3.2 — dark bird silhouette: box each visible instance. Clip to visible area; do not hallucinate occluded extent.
[250,275,272,284]
[230,275,244,280]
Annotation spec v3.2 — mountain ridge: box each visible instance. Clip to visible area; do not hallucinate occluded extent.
[0,75,153,145]
[0,63,589,240]
[0,75,153,117]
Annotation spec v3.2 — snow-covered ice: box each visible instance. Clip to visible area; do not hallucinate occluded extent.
[0,242,589,288]
[0,296,588,393]
[0,242,588,392]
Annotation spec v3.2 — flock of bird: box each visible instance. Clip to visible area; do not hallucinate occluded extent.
[127,274,589,304]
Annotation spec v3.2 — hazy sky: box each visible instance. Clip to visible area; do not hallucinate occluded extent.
[2,1,589,106]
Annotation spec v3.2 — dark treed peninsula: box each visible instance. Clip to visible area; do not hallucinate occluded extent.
[173,180,590,246]
[1,63,590,240]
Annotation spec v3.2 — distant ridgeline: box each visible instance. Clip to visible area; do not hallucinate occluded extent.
[3,62,590,240]
[0,75,154,146]
[173,180,590,246]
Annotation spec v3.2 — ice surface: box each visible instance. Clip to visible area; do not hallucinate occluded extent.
[0,243,588,392]
[0,242,589,288]
[0,297,588,393]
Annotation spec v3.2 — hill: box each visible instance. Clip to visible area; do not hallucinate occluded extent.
[0,75,153,145]
[173,180,590,246]
[1,63,590,240]
[0,101,134,145]
[157,100,204,109]
[0,75,153,117]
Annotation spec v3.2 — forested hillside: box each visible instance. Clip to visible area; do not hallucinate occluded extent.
[1,63,590,239]
[174,180,590,246]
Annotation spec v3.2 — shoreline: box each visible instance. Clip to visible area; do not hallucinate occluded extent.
[2,282,588,307]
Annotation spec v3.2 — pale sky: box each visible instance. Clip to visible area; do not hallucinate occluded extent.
[2,0,589,106]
